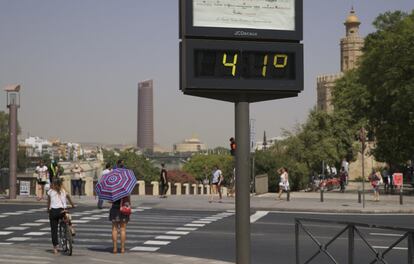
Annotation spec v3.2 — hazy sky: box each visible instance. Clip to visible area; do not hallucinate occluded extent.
[0,1,413,149]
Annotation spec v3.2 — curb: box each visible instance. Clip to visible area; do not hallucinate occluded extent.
[251,206,414,214]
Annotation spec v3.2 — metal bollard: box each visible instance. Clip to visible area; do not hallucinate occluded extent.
[400,189,403,205]
[287,191,290,201]
[358,191,361,203]
[320,189,324,202]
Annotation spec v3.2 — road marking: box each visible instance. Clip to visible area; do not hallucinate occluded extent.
[155,235,180,240]
[0,231,13,235]
[6,237,31,241]
[0,243,13,245]
[373,246,407,250]
[130,246,160,252]
[370,233,403,237]
[21,223,44,226]
[192,220,212,224]
[135,206,152,210]
[0,259,49,264]
[24,232,48,236]
[200,217,221,221]
[250,211,269,223]
[144,240,170,245]
[2,212,22,215]
[35,219,50,223]
[176,227,198,231]
[0,255,52,260]
[80,217,100,220]
[0,215,8,218]
[71,220,90,224]
[4,226,29,231]
[91,214,108,218]
[184,223,205,227]
[166,231,189,235]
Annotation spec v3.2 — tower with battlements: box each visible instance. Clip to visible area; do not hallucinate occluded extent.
[316,8,364,112]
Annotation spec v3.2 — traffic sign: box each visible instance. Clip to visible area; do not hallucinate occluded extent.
[393,173,403,187]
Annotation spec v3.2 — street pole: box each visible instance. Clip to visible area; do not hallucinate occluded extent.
[8,101,18,199]
[235,101,251,264]
[360,128,366,209]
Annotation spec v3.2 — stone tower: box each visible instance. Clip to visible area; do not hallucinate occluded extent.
[340,8,364,72]
[316,8,364,112]
[137,80,154,152]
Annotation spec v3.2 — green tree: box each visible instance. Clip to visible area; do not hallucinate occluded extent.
[103,149,159,183]
[333,11,414,169]
[254,109,359,191]
[183,153,234,183]
[359,11,414,168]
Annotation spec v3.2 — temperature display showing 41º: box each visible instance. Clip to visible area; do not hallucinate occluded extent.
[194,50,295,80]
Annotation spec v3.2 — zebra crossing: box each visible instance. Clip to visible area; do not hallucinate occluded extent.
[0,206,234,253]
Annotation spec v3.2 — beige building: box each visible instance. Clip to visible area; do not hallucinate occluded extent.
[174,137,207,153]
[317,8,364,112]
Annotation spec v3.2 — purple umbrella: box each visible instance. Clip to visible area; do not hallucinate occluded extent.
[95,168,137,202]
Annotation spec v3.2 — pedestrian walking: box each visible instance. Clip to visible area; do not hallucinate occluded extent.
[116,159,125,169]
[331,166,337,177]
[277,167,289,199]
[71,164,83,198]
[109,195,131,254]
[382,166,390,193]
[47,178,75,255]
[35,160,48,201]
[48,160,63,183]
[209,166,223,203]
[97,163,111,209]
[341,158,349,185]
[369,170,383,201]
[339,167,347,193]
[159,164,168,198]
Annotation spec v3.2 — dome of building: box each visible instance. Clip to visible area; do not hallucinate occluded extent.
[345,9,360,25]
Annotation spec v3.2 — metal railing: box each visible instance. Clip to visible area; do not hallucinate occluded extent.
[295,218,414,264]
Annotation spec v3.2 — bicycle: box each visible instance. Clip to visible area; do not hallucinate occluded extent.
[58,209,73,256]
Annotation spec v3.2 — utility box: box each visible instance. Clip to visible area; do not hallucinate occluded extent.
[255,174,269,195]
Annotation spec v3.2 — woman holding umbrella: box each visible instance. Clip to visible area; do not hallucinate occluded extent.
[109,195,131,254]
[95,167,136,254]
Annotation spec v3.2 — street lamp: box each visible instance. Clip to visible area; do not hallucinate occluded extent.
[359,127,367,208]
[4,84,21,199]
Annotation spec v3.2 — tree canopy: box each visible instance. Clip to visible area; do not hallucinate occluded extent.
[103,148,159,183]
[333,10,414,168]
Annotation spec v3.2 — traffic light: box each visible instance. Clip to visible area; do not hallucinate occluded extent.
[230,137,236,156]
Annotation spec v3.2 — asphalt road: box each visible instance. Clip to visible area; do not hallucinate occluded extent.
[0,203,413,263]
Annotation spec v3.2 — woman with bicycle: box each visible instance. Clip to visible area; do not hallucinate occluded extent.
[47,178,75,254]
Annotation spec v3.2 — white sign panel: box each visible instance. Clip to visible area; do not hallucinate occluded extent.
[19,181,30,196]
[193,0,295,31]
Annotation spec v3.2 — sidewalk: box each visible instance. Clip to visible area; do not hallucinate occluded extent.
[3,191,413,213]
[0,244,232,264]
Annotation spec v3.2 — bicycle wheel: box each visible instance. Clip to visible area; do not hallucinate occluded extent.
[59,221,66,251]
[64,223,73,256]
